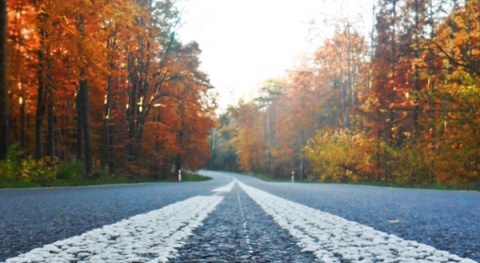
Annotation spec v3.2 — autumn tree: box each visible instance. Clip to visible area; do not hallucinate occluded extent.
[421,0,480,185]
[279,69,322,180]
[7,0,39,157]
[314,26,367,130]
[139,40,216,176]
[2,0,216,179]
[122,0,190,174]
[224,27,368,180]
[209,111,239,171]
[230,101,265,173]
[221,0,479,188]
[254,78,283,175]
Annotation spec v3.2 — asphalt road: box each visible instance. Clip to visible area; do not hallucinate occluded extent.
[1,171,478,262]
[216,171,480,261]
[0,176,230,262]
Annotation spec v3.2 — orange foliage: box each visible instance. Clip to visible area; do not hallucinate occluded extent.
[4,0,216,177]
[219,1,479,188]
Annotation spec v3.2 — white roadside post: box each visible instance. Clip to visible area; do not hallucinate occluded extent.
[291,171,295,183]
[178,169,182,182]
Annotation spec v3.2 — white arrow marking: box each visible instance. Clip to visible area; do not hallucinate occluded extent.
[5,195,223,263]
[239,182,477,263]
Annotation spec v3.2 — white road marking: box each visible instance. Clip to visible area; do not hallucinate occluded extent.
[211,179,237,193]
[5,180,476,262]
[238,182,477,263]
[5,195,223,263]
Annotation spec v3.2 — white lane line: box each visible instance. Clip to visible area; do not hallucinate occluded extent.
[238,182,477,263]
[212,179,237,193]
[5,196,223,263]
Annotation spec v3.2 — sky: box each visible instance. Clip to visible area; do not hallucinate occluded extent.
[176,0,374,110]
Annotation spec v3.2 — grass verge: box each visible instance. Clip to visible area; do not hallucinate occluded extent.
[0,172,211,189]
[248,172,479,191]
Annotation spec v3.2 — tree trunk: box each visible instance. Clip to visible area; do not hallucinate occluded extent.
[75,14,93,176]
[412,0,420,140]
[426,0,436,184]
[36,12,50,160]
[47,97,55,158]
[388,0,397,131]
[76,90,84,161]
[102,75,112,173]
[174,153,182,177]
[20,86,26,150]
[80,75,93,176]
[108,126,114,173]
[0,0,7,160]
[35,64,46,160]
[175,130,183,174]
[126,52,138,167]
[102,33,118,174]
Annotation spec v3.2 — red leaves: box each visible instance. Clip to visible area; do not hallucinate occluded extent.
[5,0,215,176]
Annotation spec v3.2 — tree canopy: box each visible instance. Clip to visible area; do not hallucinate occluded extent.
[1,0,216,179]
[211,0,480,189]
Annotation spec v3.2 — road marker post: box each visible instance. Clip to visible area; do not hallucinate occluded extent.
[178,169,182,182]
[291,171,295,183]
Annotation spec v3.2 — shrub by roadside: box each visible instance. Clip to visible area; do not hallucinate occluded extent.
[0,145,210,188]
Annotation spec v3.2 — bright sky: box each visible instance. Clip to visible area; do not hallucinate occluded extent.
[176,0,373,110]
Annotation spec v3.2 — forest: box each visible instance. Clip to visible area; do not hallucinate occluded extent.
[0,0,479,189]
[0,0,216,183]
[210,0,480,189]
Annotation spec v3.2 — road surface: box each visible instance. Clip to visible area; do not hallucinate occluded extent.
[1,171,479,262]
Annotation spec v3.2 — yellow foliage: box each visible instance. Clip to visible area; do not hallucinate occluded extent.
[305,129,381,183]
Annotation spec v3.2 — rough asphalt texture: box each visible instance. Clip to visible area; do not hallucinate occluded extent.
[172,185,317,262]
[0,177,230,262]
[224,172,480,262]
[1,171,479,262]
